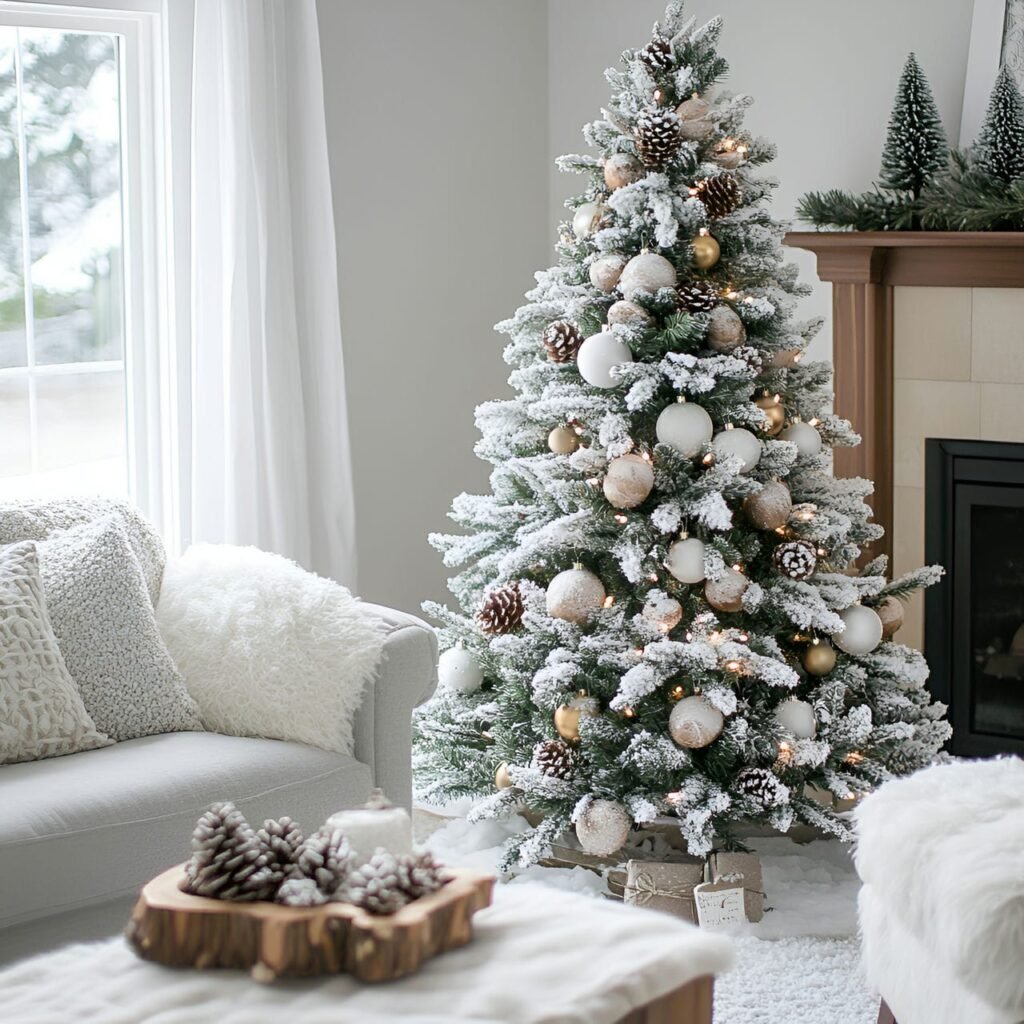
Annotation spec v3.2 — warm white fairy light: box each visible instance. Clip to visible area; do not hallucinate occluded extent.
[614,514,628,525]
[665,791,685,807]
[603,595,615,608]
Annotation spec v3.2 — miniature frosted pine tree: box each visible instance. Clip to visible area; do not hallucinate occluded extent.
[414,3,950,871]
[975,66,1024,183]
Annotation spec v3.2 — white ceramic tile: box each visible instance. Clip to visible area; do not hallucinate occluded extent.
[979,383,1024,442]
[894,287,972,382]
[971,288,1024,384]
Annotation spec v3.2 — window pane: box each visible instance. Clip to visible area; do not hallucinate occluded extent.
[0,30,27,370]
[21,29,124,366]
[0,377,32,486]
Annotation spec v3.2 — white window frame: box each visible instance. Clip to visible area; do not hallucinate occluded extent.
[0,0,176,542]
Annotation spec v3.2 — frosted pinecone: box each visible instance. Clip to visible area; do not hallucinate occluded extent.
[341,850,410,915]
[479,585,524,635]
[737,767,790,807]
[636,107,683,170]
[257,816,305,883]
[676,280,719,314]
[542,320,583,364]
[773,539,818,581]
[694,175,742,219]
[276,877,328,907]
[296,825,355,896]
[182,802,277,902]
[638,28,673,72]
[397,850,449,900]
[532,739,575,780]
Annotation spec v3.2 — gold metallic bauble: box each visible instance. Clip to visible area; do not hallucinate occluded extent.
[756,395,785,437]
[877,596,905,637]
[802,639,837,676]
[495,763,512,789]
[554,690,600,743]
[548,424,580,454]
[691,233,721,270]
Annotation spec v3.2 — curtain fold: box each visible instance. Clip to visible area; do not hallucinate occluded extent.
[185,0,356,587]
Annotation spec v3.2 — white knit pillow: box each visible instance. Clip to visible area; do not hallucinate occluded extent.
[0,542,111,764]
[156,544,387,755]
[37,517,202,741]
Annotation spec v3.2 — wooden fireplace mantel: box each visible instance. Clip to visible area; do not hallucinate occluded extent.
[784,231,1024,564]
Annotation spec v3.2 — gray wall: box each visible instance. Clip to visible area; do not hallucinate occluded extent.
[318,0,549,613]
[321,0,974,615]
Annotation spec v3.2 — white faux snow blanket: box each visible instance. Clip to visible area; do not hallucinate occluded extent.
[156,544,388,757]
[0,883,733,1024]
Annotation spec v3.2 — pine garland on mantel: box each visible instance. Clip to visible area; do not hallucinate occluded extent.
[799,58,1024,232]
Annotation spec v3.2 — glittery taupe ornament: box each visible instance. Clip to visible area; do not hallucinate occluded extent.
[608,299,654,327]
[743,480,792,531]
[604,152,644,190]
[575,799,631,856]
[675,95,712,140]
[479,585,525,635]
[704,567,749,613]
[619,251,677,300]
[773,539,818,581]
[876,596,905,637]
[589,254,627,293]
[706,305,746,353]
[546,565,606,624]
[542,320,583,363]
[603,453,654,509]
[669,695,724,748]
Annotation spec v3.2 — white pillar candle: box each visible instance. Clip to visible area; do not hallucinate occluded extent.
[325,789,413,863]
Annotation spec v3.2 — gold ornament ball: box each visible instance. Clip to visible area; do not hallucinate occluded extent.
[691,233,721,270]
[756,396,786,437]
[877,597,905,638]
[495,763,512,790]
[704,567,749,613]
[548,424,579,454]
[803,639,837,676]
[554,690,600,743]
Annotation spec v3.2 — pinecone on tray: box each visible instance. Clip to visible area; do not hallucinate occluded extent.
[296,825,355,896]
[257,816,305,882]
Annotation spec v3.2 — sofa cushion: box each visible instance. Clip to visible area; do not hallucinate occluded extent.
[0,732,373,929]
[0,542,111,764]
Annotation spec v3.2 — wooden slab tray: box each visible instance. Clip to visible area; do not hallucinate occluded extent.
[126,864,495,983]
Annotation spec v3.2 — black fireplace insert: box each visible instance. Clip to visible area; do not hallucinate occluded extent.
[925,438,1024,757]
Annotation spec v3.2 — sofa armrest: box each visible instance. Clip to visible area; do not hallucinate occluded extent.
[351,604,437,810]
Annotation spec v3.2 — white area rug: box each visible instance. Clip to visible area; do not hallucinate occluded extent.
[422,813,879,1024]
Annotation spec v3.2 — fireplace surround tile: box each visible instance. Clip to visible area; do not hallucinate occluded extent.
[970,288,1024,384]
[893,287,972,382]
[979,382,1024,441]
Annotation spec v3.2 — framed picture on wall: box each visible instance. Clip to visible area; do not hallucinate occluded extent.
[961,0,1024,145]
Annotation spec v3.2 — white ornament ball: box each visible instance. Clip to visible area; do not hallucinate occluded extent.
[832,604,884,656]
[575,799,632,857]
[669,695,725,749]
[779,420,822,458]
[607,300,654,328]
[656,401,713,457]
[577,332,633,389]
[711,427,761,474]
[604,152,644,190]
[619,252,677,300]
[438,646,484,694]
[706,305,747,353]
[589,254,627,294]
[572,201,607,240]
[642,593,684,633]
[603,453,654,509]
[774,699,817,739]
[666,535,706,584]
[546,567,606,625]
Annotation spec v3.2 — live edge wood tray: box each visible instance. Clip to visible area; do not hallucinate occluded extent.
[126,864,495,983]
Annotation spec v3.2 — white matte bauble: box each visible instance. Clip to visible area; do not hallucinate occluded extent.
[577,332,633,389]
[575,799,632,857]
[706,305,746,353]
[711,427,761,474]
[603,453,654,509]
[666,535,706,584]
[779,420,822,458]
[619,252,677,300]
[642,593,684,633]
[437,645,484,694]
[656,400,713,457]
[546,566,606,625]
[604,152,644,190]
[774,699,817,739]
[572,201,607,240]
[589,254,627,294]
[832,604,884,656]
[669,695,724,749]
[607,300,654,328]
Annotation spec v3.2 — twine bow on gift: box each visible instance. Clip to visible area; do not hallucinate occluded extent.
[624,870,696,907]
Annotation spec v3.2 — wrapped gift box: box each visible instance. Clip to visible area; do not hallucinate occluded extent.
[623,857,705,923]
[706,850,764,922]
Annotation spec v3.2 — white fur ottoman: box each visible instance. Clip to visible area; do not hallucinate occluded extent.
[853,758,1024,1024]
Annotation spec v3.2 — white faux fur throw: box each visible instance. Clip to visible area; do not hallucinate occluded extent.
[156,545,387,756]
[854,757,1024,1017]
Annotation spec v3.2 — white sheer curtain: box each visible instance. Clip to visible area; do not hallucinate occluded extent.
[169,0,356,587]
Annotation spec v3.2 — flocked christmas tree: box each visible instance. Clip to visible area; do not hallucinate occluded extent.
[975,66,1024,183]
[414,4,950,870]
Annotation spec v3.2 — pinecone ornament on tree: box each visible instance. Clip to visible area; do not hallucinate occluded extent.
[396,850,449,900]
[773,539,818,581]
[542,320,583,363]
[737,767,790,807]
[532,738,575,779]
[479,585,524,635]
[296,825,355,896]
[182,802,277,902]
[257,816,305,883]
[676,280,719,314]
[638,28,673,72]
[695,175,742,219]
[636,107,684,170]
[342,850,410,915]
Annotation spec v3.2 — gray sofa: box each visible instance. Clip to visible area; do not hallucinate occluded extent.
[0,602,437,965]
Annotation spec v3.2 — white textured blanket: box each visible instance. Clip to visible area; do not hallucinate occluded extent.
[0,883,733,1024]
